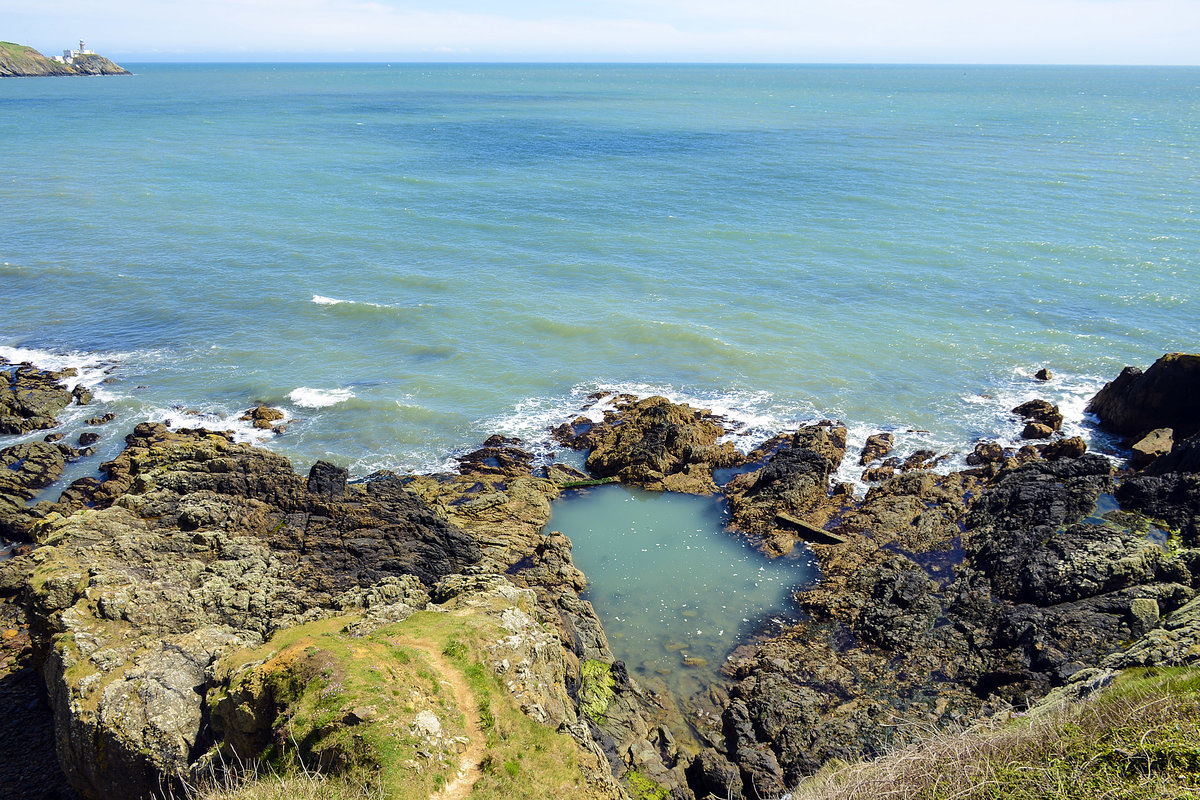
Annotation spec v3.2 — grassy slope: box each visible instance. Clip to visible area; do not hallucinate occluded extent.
[194,609,610,800]
[0,42,71,76]
[791,667,1200,800]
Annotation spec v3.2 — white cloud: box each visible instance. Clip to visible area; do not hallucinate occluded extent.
[2,0,1197,62]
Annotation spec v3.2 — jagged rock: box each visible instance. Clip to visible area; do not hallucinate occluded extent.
[686,748,743,800]
[725,436,840,557]
[71,385,92,405]
[1131,428,1174,468]
[900,449,939,471]
[966,441,1006,466]
[457,435,536,477]
[1116,469,1200,545]
[860,464,895,482]
[0,363,72,434]
[85,413,115,426]
[1035,368,1053,381]
[1087,352,1200,440]
[307,460,347,499]
[1012,399,1063,432]
[583,396,742,494]
[0,441,71,540]
[77,432,100,447]
[858,432,894,465]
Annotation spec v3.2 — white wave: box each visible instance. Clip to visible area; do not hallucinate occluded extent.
[311,294,387,309]
[288,387,355,408]
[0,345,120,388]
[151,405,293,445]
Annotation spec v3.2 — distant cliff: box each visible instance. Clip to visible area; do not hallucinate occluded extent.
[0,41,130,77]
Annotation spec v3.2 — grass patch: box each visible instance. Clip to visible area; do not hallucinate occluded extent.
[205,607,610,800]
[579,659,616,724]
[791,666,1200,800]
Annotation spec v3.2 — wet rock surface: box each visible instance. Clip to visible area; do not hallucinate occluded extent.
[0,361,75,435]
[566,395,743,494]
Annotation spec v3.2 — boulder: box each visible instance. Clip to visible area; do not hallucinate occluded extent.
[966,441,1006,465]
[1041,436,1087,460]
[1012,399,1063,432]
[583,396,742,494]
[1035,368,1053,381]
[1131,428,1174,468]
[1087,353,1200,439]
[1022,422,1054,440]
[858,432,894,465]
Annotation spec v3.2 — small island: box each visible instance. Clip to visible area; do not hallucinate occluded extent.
[0,40,129,77]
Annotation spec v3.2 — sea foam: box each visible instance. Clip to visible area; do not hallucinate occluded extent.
[288,387,355,408]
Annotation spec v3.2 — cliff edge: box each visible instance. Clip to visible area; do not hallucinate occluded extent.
[0,42,129,77]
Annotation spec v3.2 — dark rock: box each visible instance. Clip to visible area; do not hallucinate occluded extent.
[685,749,742,800]
[1116,471,1200,545]
[1131,428,1173,468]
[85,413,115,426]
[1087,353,1200,440]
[457,435,536,477]
[42,433,65,443]
[726,440,837,556]
[858,432,894,465]
[307,460,347,499]
[77,432,100,447]
[71,385,92,405]
[1012,399,1063,431]
[1035,368,1053,381]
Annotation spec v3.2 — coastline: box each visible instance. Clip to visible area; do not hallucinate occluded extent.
[3,349,1199,799]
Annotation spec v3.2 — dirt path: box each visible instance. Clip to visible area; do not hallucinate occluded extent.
[403,637,486,800]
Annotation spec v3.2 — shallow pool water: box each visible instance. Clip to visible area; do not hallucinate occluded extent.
[543,484,818,696]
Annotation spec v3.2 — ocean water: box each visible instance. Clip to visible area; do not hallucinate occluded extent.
[2,64,1197,493]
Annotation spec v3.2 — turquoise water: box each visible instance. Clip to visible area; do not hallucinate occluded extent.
[544,485,813,694]
[2,64,1197,480]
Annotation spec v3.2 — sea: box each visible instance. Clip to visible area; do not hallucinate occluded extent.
[3,64,1198,682]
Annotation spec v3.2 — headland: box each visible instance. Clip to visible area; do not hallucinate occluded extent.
[0,41,129,77]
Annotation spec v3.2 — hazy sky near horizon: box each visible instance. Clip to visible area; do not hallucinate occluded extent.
[4,0,1199,64]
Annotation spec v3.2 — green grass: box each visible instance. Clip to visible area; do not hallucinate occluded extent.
[202,606,612,800]
[791,666,1200,800]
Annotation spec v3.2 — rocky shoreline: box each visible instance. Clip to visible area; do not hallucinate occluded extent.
[2,352,1198,800]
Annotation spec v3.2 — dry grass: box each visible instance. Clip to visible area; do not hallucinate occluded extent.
[790,668,1200,800]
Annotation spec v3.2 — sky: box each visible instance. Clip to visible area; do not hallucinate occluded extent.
[3,0,1199,64]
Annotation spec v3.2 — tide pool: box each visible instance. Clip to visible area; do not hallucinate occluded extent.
[543,484,816,697]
